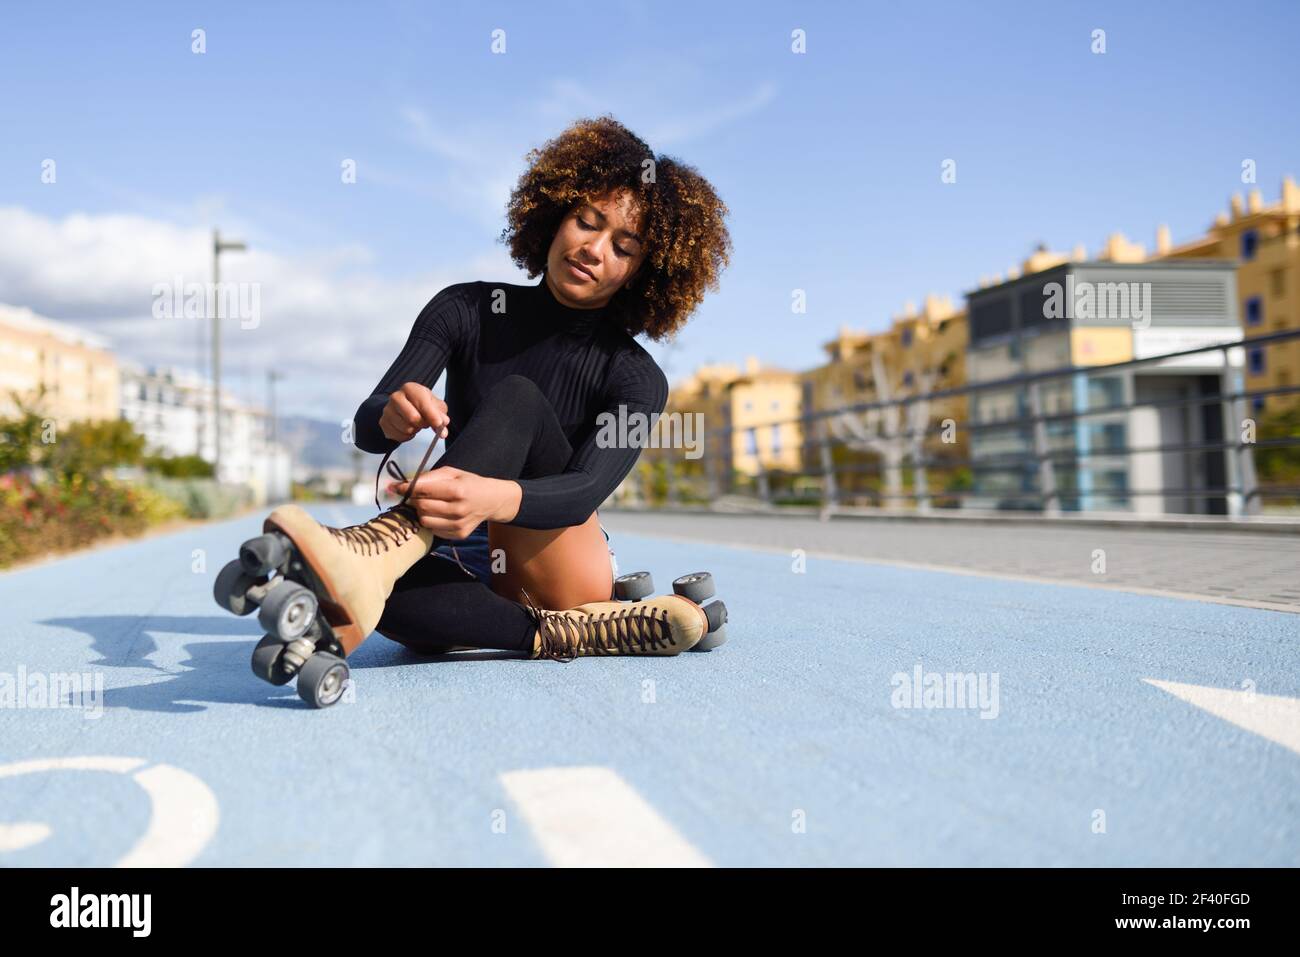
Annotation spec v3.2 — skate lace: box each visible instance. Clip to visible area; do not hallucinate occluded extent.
[323,433,444,556]
[326,506,422,556]
[518,588,675,661]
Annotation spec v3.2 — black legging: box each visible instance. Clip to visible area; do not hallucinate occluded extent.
[375,374,577,653]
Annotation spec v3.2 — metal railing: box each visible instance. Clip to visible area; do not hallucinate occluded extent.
[642,328,1300,518]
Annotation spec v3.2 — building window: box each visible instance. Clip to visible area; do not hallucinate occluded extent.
[1252,396,1266,413]
[1245,296,1263,326]
[1248,347,1265,375]
[902,371,914,388]
[901,327,913,348]
[745,428,757,455]
[744,401,752,412]
[1240,230,1258,261]
[1087,376,1124,410]
[771,425,780,454]
[1271,269,1285,298]
[770,400,779,411]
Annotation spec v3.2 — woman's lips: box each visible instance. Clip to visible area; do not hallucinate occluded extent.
[565,259,594,281]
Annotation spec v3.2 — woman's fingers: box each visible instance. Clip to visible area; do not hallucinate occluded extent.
[389,391,423,429]
[399,383,450,433]
[380,386,452,442]
[379,406,418,442]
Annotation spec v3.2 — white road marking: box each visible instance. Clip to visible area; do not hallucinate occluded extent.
[118,763,221,868]
[0,756,219,866]
[0,822,51,852]
[500,766,712,868]
[0,755,147,777]
[501,764,717,868]
[1145,679,1300,756]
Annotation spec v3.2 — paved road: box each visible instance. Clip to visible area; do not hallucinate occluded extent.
[1,504,1297,866]
[603,509,1300,612]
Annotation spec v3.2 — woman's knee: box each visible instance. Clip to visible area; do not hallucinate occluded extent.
[484,374,545,413]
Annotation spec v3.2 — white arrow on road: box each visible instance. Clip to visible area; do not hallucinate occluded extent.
[1145,679,1300,756]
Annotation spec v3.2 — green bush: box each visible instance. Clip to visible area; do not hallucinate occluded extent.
[0,393,145,479]
[1256,405,1300,482]
[41,418,145,480]
[136,474,253,519]
[143,453,215,479]
[0,472,185,569]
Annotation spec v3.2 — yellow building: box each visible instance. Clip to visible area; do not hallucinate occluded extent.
[1149,177,1300,412]
[632,355,803,505]
[0,304,119,424]
[805,295,967,420]
[724,356,803,477]
[801,295,969,504]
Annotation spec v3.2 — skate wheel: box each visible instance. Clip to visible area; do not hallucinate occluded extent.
[702,599,727,633]
[240,532,290,577]
[614,570,654,601]
[297,652,349,709]
[691,624,727,652]
[251,634,296,685]
[257,581,319,640]
[672,571,715,603]
[215,559,258,616]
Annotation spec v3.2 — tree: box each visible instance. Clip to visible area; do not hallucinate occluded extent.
[826,350,936,510]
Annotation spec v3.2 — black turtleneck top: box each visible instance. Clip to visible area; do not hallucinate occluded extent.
[352,273,669,530]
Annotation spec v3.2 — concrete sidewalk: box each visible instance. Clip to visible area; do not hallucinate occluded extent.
[602,509,1300,613]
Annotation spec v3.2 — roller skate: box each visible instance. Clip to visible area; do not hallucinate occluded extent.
[612,570,729,651]
[213,501,436,708]
[520,589,712,660]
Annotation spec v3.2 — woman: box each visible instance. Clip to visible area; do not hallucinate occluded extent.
[259,115,731,662]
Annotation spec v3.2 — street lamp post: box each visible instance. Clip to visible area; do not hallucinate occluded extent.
[266,369,283,444]
[212,229,247,480]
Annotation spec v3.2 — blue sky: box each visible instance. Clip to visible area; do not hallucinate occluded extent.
[1,0,1297,421]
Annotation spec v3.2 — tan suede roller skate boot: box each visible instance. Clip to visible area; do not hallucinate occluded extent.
[520,589,710,660]
[261,502,434,652]
[213,499,439,707]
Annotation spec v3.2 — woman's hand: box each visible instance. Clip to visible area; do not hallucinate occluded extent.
[380,382,450,444]
[388,467,522,538]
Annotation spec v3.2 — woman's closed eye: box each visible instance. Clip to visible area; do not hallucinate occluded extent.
[577,218,632,257]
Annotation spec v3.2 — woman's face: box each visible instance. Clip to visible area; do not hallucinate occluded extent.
[545,190,647,309]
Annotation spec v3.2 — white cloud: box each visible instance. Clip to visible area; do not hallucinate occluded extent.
[0,206,515,421]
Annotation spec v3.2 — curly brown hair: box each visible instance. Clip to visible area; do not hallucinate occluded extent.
[499,115,732,342]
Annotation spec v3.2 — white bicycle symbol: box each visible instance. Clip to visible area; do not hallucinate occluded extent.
[0,756,218,867]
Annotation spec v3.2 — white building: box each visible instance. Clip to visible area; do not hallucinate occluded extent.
[119,364,291,504]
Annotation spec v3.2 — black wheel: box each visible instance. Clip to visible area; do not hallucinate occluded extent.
[257,581,318,640]
[672,572,715,603]
[691,624,727,652]
[239,532,290,577]
[250,634,295,685]
[702,599,728,634]
[297,652,350,709]
[614,570,654,601]
[214,559,258,616]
